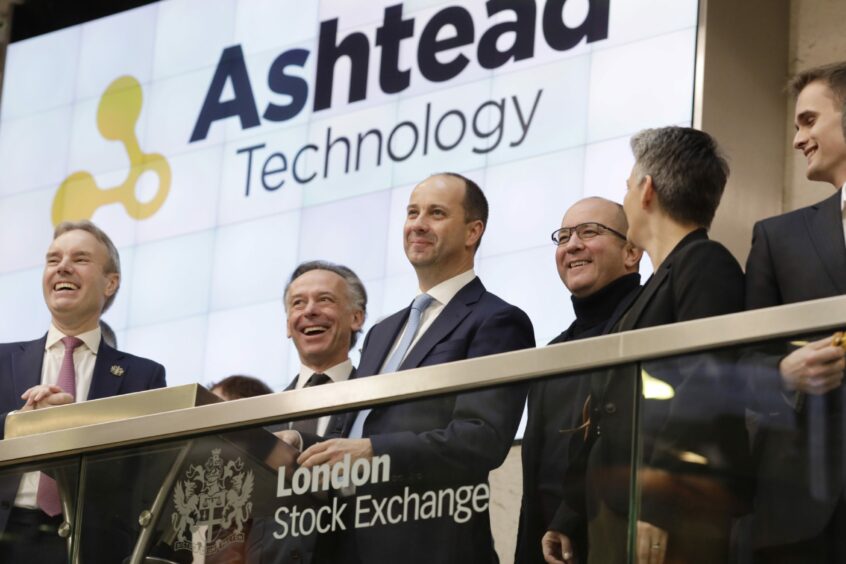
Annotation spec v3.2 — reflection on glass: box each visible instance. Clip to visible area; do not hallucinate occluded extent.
[635,351,753,564]
[0,457,80,562]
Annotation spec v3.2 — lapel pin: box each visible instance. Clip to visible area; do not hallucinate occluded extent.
[110,365,125,377]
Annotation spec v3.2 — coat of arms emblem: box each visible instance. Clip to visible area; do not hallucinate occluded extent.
[171,448,254,555]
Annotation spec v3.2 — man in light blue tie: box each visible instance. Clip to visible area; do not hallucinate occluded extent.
[298,172,535,564]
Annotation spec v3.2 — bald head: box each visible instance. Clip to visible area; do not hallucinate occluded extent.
[555,197,641,298]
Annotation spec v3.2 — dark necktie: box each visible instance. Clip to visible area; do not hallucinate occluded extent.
[290,373,332,435]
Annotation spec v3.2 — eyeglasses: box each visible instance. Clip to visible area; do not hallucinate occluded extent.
[550,222,627,245]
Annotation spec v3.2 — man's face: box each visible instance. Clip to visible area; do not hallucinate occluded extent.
[42,229,118,332]
[793,80,846,187]
[556,199,632,298]
[286,269,363,372]
[404,175,476,278]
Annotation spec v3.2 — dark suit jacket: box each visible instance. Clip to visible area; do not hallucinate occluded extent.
[515,273,640,564]
[338,276,535,564]
[552,229,751,563]
[249,368,355,564]
[0,335,166,533]
[744,189,846,545]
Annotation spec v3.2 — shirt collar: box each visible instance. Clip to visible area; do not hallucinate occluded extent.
[299,358,353,384]
[841,183,845,212]
[421,269,476,307]
[45,323,102,354]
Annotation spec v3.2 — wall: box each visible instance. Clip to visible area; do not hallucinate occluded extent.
[696,0,789,262]
[784,0,846,210]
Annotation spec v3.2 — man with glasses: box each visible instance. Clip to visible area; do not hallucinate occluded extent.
[516,197,641,564]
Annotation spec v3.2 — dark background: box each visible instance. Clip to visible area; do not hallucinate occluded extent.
[11,0,157,42]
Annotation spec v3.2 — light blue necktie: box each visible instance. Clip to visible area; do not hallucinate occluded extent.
[348,293,434,438]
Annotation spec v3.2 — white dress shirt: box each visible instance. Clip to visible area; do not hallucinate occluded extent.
[294,359,353,436]
[15,324,101,508]
[379,269,476,372]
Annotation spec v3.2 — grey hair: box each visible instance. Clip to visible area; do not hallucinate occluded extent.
[630,127,729,229]
[283,260,367,349]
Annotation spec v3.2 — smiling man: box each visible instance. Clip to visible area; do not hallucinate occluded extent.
[745,61,846,562]
[517,197,641,564]
[297,172,535,564]
[283,260,367,435]
[0,220,166,561]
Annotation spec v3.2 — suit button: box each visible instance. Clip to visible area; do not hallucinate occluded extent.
[291,549,301,560]
[595,425,602,437]
[604,403,617,414]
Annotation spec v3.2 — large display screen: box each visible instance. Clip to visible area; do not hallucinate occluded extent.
[0,0,698,388]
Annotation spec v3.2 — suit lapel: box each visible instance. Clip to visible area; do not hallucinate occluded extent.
[88,342,124,400]
[399,278,481,370]
[617,267,669,332]
[598,260,671,397]
[12,337,47,398]
[804,190,846,294]
[284,375,299,392]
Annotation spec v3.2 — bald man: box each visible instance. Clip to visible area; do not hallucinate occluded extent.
[517,197,641,564]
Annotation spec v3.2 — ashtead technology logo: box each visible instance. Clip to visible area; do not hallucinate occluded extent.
[171,449,254,557]
[51,75,171,226]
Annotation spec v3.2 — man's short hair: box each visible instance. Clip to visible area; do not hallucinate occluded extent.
[283,260,367,349]
[630,127,729,229]
[438,172,488,252]
[787,61,846,135]
[100,320,117,348]
[209,375,272,400]
[54,220,121,312]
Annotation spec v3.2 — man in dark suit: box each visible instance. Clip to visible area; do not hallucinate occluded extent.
[282,261,366,402]
[0,220,166,561]
[544,127,751,564]
[515,197,641,564]
[745,61,846,563]
[298,172,535,563]
[246,261,367,564]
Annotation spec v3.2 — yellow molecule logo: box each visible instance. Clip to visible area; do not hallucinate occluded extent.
[51,76,171,226]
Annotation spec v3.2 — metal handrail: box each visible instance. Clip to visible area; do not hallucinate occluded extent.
[0,294,843,467]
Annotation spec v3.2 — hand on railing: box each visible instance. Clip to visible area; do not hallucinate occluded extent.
[20,384,74,411]
[273,429,303,450]
[541,529,576,563]
[298,438,374,468]
[779,334,845,395]
[636,520,668,564]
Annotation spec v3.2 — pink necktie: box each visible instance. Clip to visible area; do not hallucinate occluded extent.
[37,336,83,516]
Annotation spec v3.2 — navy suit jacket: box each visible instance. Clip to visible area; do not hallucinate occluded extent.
[745,189,846,545]
[339,276,535,564]
[0,335,166,531]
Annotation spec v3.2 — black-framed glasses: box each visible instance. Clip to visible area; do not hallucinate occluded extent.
[550,222,627,245]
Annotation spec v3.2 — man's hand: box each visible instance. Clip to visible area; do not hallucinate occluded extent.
[542,530,576,564]
[298,438,373,468]
[780,335,846,395]
[273,430,303,450]
[20,385,73,411]
[637,520,668,564]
